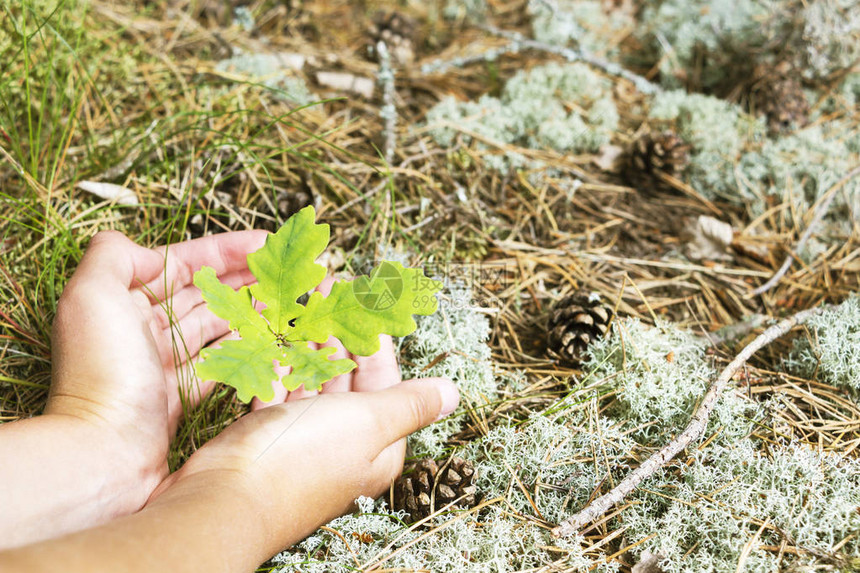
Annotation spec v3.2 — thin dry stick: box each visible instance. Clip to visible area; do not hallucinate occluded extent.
[749,165,860,297]
[420,43,523,75]
[479,24,661,95]
[552,304,827,538]
[377,41,397,165]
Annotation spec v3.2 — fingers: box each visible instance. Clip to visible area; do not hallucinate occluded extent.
[143,230,268,301]
[318,336,352,393]
[165,330,240,415]
[148,268,256,330]
[311,277,354,393]
[251,363,293,411]
[75,230,268,305]
[251,384,289,410]
[155,303,229,368]
[315,276,336,297]
[364,378,459,449]
[284,385,319,403]
[350,335,399,393]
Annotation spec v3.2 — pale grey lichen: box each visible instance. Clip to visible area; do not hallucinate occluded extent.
[425,62,618,173]
[585,318,756,442]
[647,89,755,202]
[273,493,603,572]
[837,73,860,110]
[527,0,634,56]
[638,0,781,89]
[274,420,859,572]
[625,439,860,573]
[397,281,502,457]
[738,122,860,217]
[466,410,638,523]
[425,95,511,148]
[583,321,859,572]
[638,0,858,87]
[232,6,255,32]
[644,87,858,221]
[649,90,746,155]
[800,0,860,79]
[215,53,313,105]
[638,86,857,222]
[442,0,487,22]
[787,296,860,393]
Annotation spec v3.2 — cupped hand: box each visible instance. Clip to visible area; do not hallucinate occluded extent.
[148,375,459,561]
[47,230,268,494]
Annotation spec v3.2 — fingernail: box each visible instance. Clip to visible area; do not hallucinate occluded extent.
[435,379,460,421]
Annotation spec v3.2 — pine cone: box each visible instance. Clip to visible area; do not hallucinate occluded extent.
[626,130,691,185]
[547,293,614,365]
[368,10,417,66]
[752,64,809,134]
[392,457,478,522]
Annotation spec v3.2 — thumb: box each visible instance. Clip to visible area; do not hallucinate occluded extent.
[365,378,459,448]
[73,231,163,289]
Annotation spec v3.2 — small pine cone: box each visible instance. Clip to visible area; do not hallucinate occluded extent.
[626,130,691,184]
[392,457,478,522]
[547,293,614,365]
[368,10,417,65]
[752,66,809,134]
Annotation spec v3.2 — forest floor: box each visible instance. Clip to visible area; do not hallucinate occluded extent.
[1,1,859,572]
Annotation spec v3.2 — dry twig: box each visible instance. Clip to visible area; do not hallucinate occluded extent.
[552,304,828,538]
[479,24,661,95]
[420,43,523,75]
[419,24,660,95]
[377,41,397,165]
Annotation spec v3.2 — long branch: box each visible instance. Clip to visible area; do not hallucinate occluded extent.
[420,25,661,95]
[552,305,827,538]
[478,24,661,95]
[377,41,397,165]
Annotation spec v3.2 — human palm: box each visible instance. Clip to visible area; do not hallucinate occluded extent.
[46,230,268,488]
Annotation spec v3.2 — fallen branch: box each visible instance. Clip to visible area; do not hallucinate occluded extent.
[479,24,661,95]
[749,165,860,297]
[552,304,827,538]
[701,313,769,347]
[420,43,523,76]
[420,25,661,95]
[377,41,397,165]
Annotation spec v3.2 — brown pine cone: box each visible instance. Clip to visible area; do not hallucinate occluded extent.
[751,63,809,134]
[626,130,691,185]
[392,457,478,522]
[368,10,417,66]
[547,292,614,366]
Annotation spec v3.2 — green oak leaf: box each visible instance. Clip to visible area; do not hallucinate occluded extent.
[193,207,442,402]
[288,262,443,356]
[247,205,329,332]
[280,342,356,392]
[193,266,269,338]
[196,335,283,403]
